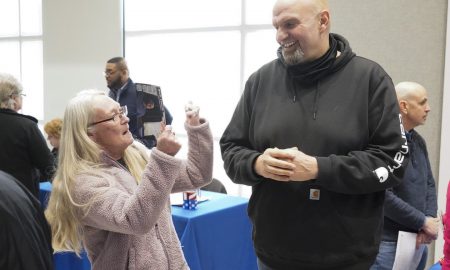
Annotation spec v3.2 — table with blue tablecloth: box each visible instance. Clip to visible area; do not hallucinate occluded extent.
[172,191,257,270]
[39,182,257,270]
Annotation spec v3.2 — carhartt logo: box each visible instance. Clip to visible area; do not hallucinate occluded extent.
[309,189,320,200]
[374,167,389,183]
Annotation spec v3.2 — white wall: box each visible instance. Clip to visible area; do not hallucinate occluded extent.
[42,0,123,120]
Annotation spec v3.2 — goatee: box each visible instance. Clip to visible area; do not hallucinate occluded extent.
[282,47,305,66]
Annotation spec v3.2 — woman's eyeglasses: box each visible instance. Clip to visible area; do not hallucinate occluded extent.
[88,105,128,127]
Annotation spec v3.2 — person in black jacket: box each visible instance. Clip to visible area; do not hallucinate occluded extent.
[104,57,173,148]
[220,0,409,269]
[0,170,53,270]
[370,82,439,270]
[0,73,55,198]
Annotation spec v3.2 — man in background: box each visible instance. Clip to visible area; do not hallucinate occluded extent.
[371,82,439,270]
[0,170,53,270]
[104,57,173,148]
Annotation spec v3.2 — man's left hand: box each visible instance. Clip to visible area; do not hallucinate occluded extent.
[283,147,319,181]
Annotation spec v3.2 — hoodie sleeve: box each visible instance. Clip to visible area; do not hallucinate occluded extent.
[315,72,409,194]
[220,74,265,186]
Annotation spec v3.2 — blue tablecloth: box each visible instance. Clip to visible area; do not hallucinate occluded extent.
[430,262,442,270]
[40,182,257,270]
[39,181,52,206]
[172,191,257,270]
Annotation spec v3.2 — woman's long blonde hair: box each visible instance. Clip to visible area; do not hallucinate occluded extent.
[45,90,148,255]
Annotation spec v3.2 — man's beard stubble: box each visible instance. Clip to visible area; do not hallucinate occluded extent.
[282,47,305,66]
[109,77,123,90]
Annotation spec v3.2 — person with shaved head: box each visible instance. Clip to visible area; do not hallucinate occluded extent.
[370,82,439,270]
[220,0,408,269]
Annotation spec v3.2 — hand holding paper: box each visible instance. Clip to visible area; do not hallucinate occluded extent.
[393,231,425,270]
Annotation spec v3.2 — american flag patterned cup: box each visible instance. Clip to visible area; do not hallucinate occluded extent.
[182,191,198,210]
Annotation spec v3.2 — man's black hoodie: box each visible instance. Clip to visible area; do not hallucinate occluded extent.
[220,34,408,269]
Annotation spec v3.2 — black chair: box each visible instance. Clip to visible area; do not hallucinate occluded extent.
[201,178,227,194]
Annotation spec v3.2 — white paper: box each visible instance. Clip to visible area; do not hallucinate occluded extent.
[170,192,209,206]
[392,231,425,270]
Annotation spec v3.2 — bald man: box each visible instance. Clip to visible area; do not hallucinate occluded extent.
[370,82,439,270]
[220,0,408,269]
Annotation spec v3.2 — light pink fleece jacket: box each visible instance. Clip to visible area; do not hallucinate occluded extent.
[72,121,213,270]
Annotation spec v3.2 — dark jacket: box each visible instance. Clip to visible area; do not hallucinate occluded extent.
[0,109,55,198]
[0,170,53,270]
[220,34,408,269]
[109,78,173,148]
[109,78,146,137]
[51,148,58,168]
[382,129,437,241]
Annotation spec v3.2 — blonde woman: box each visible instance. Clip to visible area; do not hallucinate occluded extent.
[45,90,213,270]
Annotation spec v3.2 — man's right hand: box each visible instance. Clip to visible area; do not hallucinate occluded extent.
[254,148,295,181]
[422,216,440,240]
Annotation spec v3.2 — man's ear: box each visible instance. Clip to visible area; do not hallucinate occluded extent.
[319,10,330,31]
[399,100,408,114]
[120,69,129,83]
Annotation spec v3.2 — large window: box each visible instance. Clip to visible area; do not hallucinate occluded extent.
[0,0,43,120]
[125,0,278,196]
